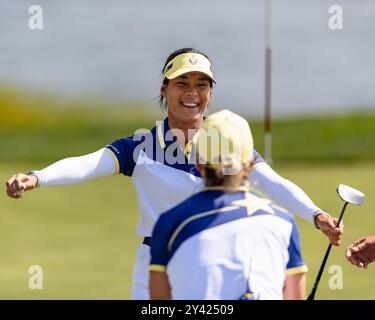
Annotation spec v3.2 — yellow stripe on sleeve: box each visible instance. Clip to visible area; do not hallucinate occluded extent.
[285,265,309,276]
[167,206,239,251]
[149,265,166,272]
[104,148,120,174]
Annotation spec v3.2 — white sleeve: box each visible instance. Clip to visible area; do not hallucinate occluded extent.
[249,162,321,223]
[34,148,117,187]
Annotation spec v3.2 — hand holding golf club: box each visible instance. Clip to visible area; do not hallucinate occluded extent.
[314,212,344,246]
[346,235,375,269]
[5,173,38,198]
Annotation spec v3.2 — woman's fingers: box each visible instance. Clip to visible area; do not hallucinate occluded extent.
[5,173,28,198]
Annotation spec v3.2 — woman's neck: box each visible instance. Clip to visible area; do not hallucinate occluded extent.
[168,116,204,145]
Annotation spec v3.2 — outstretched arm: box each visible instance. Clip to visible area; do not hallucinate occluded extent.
[250,162,343,245]
[5,148,116,198]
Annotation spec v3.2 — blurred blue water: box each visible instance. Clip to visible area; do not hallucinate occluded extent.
[0,0,374,117]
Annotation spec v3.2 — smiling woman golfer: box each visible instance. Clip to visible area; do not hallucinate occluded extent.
[6,48,343,299]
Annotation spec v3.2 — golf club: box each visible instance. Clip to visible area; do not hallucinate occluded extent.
[307,184,365,300]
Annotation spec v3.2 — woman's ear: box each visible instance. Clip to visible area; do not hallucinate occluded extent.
[160,84,167,97]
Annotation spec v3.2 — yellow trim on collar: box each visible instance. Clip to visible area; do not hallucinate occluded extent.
[157,120,166,149]
[184,140,193,161]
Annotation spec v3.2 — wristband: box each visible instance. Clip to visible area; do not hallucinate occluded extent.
[313,211,331,230]
[26,170,42,188]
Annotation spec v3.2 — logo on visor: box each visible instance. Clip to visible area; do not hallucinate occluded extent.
[189,55,198,65]
[165,63,173,73]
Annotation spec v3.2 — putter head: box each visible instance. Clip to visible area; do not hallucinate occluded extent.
[337,184,365,205]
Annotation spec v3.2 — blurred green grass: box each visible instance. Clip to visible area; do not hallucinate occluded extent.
[1,88,374,299]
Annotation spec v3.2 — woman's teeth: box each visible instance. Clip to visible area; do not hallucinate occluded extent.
[182,102,198,107]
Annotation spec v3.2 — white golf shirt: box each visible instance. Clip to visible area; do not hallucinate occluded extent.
[150,189,308,300]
